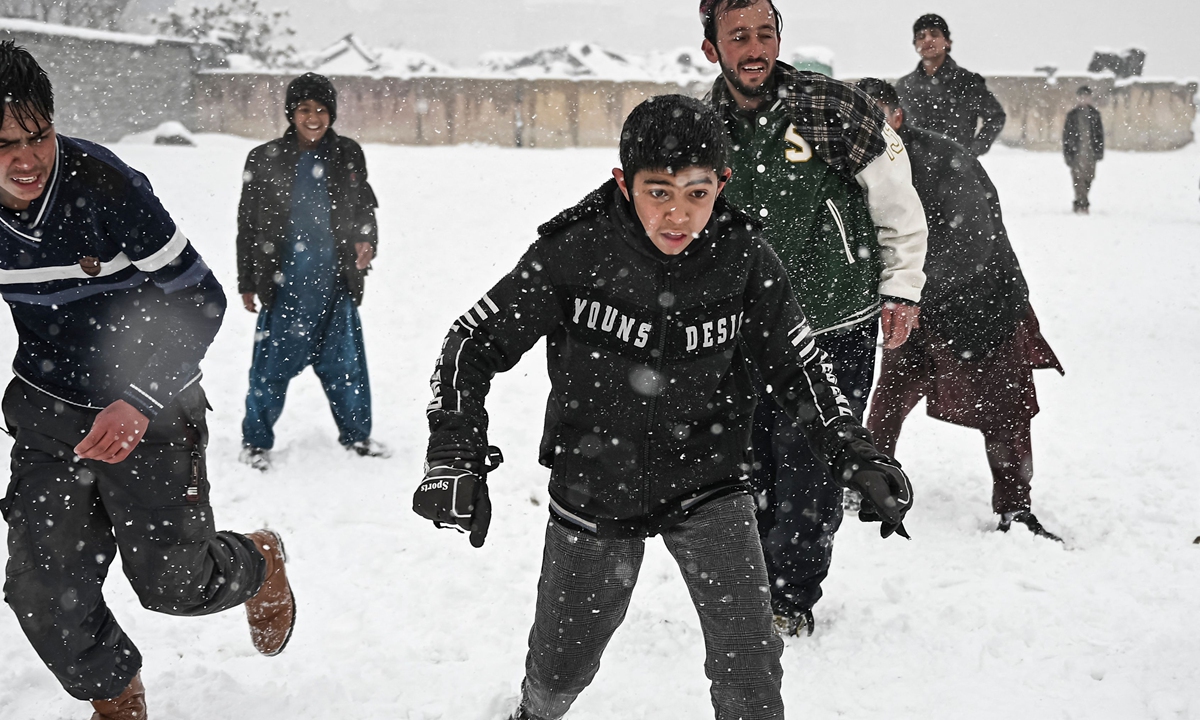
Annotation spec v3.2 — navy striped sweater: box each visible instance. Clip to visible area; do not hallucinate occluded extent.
[0,135,226,418]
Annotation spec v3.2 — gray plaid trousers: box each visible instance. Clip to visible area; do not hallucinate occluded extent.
[521,492,785,720]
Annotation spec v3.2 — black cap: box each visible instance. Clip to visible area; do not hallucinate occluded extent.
[286,72,337,125]
[1077,85,1093,95]
[913,13,950,40]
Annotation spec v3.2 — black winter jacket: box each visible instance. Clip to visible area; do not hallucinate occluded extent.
[896,56,1007,157]
[899,124,1029,359]
[426,181,863,536]
[236,127,378,308]
[1062,105,1105,165]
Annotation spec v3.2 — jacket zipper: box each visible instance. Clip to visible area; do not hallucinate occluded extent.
[640,265,672,517]
[825,198,855,264]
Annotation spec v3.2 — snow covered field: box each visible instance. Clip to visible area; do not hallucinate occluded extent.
[1,133,1198,720]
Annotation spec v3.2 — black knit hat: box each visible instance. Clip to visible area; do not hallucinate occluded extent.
[912,13,950,40]
[286,72,337,125]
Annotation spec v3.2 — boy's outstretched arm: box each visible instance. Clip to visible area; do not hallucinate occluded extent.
[414,245,562,546]
[741,240,913,538]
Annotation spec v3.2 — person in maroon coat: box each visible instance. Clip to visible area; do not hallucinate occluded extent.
[857,78,1065,541]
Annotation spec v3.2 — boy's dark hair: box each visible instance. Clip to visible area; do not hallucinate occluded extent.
[701,0,783,45]
[856,77,901,112]
[619,94,729,181]
[0,41,54,132]
[912,13,950,41]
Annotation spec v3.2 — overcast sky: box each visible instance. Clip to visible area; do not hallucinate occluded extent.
[133,0,1200,79]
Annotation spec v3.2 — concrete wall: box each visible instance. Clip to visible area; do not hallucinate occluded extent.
[2,20,1192,152]
[990,76,1197,152]
[196,71,1196,152]
[194,73,685,149]
[0,23,219,143]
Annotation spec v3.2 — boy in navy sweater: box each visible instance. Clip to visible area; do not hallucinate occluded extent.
[0,42,294,719]
[414,94,912,720]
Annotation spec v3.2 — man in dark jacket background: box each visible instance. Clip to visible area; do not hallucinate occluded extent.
[236,73,387,469]
[1062,86,1105,214]
[896,13,1006,158]
[858,78,1065,541]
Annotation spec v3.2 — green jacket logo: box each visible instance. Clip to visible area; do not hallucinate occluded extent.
[784,125,814,163]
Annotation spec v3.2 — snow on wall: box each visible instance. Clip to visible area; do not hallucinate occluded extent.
[0,17,182,47]
[0,20,223,143]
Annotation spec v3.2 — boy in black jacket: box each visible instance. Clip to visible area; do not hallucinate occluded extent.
[413,94,912,720]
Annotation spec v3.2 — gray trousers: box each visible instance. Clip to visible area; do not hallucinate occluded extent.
[1,380,265,701]
[521,492,785,720]
[1070,159,1096,210]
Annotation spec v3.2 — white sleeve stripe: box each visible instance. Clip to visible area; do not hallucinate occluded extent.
[0,253,132,285]
[450,332,471,413]
[128,384,164,409]
[132,228,189,273]
[802,365,831,427]
[483,294,500,313]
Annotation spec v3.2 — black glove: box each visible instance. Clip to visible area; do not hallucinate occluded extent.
[832,432,913,539]
[413,446,503,548]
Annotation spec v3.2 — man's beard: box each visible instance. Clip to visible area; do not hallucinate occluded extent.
[717,52,775,99]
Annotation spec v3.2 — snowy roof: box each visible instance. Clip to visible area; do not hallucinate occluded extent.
[792,46,835,68]
[480,42,651,82]
[0,17,189,47]
[478,42,728,85]
[223,34,448,77]
[300,34,445,76]
[641,47,720,84]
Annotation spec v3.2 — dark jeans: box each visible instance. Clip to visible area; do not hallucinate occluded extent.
[751,320,876,617]
[242,289,372,449]
[521,492,784,720]
[1,380,265,701]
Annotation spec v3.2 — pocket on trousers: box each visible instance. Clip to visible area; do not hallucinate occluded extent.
[1,494,36,577]
[145,503,214,545]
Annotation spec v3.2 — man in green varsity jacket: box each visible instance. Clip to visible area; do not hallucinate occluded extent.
[700,0,928,635]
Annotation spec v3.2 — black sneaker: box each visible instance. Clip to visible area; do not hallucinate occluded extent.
[346,438,392,458]
[999,510,1063,543]
[239,446,270,472]
[773,609,814,637]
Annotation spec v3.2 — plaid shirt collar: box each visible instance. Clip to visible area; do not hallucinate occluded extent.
[710,61,887,180]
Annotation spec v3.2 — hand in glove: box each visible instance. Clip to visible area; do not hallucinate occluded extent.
[833,431,913,539]
[413,447,503,548]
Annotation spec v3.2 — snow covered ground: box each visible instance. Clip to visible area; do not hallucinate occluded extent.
[1,134,1198,719]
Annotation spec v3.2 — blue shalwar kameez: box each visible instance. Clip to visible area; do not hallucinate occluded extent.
[242,148,372,448]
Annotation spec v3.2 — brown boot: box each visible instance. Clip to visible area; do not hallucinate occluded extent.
[90,673,146,720]
[244,529,296,656]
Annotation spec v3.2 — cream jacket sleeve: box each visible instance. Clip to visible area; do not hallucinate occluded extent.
[855,124,928,304]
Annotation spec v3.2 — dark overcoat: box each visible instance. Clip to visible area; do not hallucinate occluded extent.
[236,127,378,307]
[1062,105,1105,165]
[896,56,1007,157]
